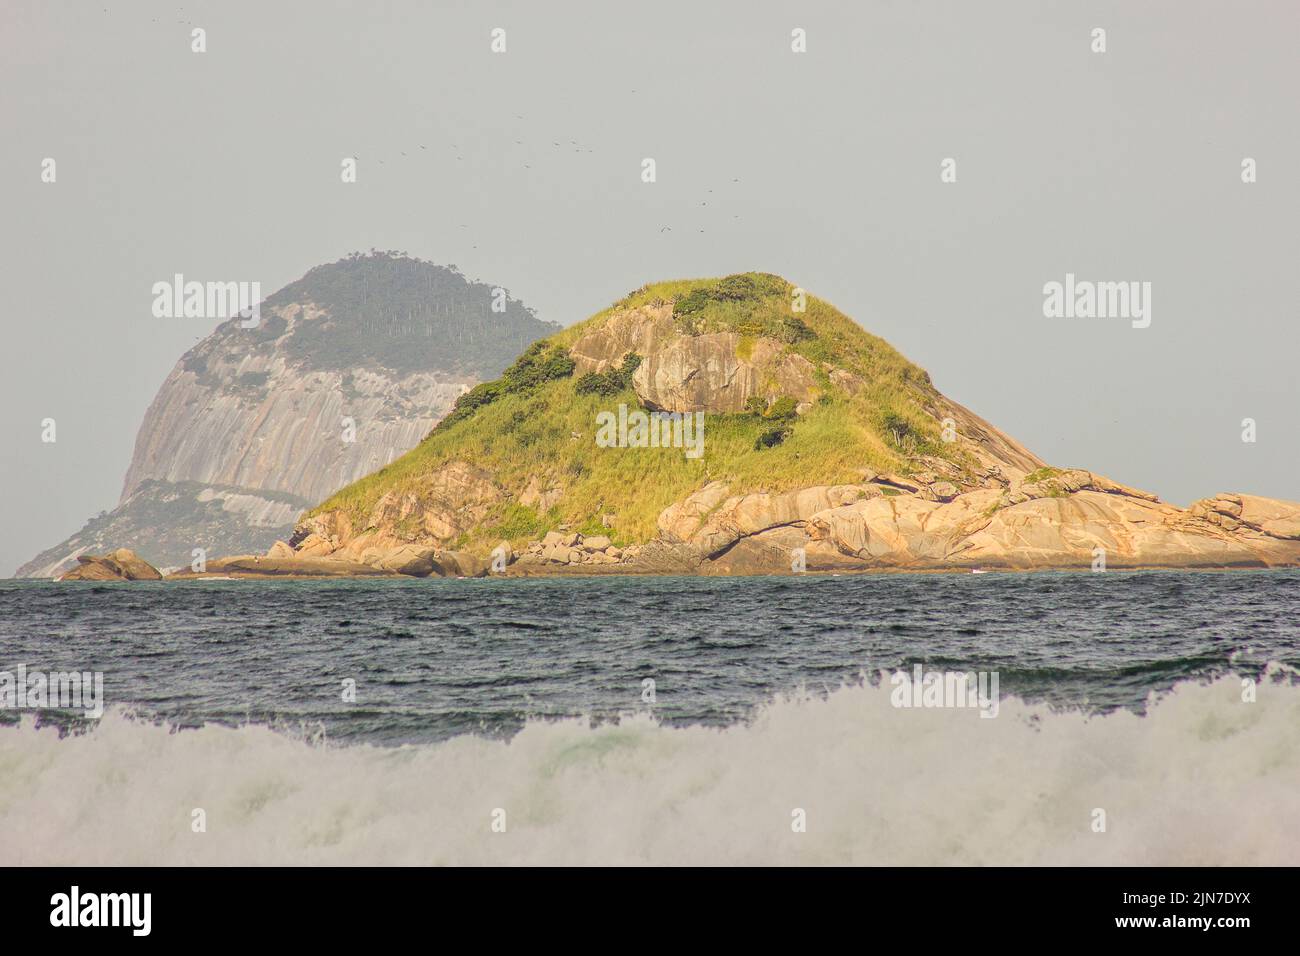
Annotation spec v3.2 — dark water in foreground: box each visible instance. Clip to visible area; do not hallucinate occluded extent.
[2,570,1297,745]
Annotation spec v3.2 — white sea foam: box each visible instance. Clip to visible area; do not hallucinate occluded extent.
[1,671,1296,865]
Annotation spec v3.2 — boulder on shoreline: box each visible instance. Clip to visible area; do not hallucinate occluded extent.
[59,549,163,581]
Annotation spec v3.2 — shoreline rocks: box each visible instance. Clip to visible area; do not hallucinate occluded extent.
[58,471,1300,582]
[59,549,164,582]
[516,531,634,571]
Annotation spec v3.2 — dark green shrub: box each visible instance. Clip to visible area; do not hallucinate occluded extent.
[765,396,799,421]
[879,411,939,455]
[575,352,642,396]
[754,426,791,450]
[673,288,712,317]
[501,342,575,392]
[575,372,622,396]
[436,343,577,431]
[672,273,789,319]
[777,316,814,343]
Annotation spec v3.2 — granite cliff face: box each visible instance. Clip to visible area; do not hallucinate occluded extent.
[19,253,556,577]
[280,273,1300,578]
[569,303,821,414]
[118,304,469,507]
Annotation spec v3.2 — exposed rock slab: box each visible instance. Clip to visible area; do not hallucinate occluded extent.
[655,478,1300,574]
[294,461,505,565]
[569,305,817,413]
[121,313,470,506]
[166,554,389,578]
[59,549,163,581]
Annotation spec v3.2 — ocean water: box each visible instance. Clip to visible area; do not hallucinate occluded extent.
[1,570,1298,864]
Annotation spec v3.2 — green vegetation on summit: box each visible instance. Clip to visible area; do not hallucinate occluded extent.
[265,251,559,377]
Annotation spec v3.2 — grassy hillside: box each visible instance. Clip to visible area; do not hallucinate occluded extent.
[308,274,969,548]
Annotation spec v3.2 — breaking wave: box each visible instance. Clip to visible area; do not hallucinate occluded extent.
[1,670,1297,865]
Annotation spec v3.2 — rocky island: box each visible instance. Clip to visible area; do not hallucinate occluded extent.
[70,271,1295,582]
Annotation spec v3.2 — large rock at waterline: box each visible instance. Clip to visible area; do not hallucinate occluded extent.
[105,548,164,579]
[643,471,1300,574]
[267,540,296,559]
[166,554,389,578]
[371,544,439,576]
[429,550,490,578]
[59,549,163,581]
[658,481,870,558]
[60,557,128,581]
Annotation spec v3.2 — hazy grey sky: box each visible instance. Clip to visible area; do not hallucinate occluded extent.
[2,0,1297,575]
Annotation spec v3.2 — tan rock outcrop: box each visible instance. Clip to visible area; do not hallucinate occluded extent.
[519,475,564,511]
[652,477,1300,574]
[372,544,439,576]
[295,461,505,566]
[430,550,490,578]
[632,333,818,413]
[267,540,295,559]
[569,305,677,373]
[1190,493,1300,540]
[60,557,130,581]
[166,554,389,578]
[658,482,872,558]
[568,305,818,414]
[103,548,164,580]
[59,549,163,581]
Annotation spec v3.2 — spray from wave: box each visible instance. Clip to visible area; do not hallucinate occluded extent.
[1,670,1296,865]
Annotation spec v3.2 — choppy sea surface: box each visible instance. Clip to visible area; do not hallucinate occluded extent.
[1,571,1297,865]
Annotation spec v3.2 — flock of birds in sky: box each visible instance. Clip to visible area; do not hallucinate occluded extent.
[99,7,750,254]
[353,119,747,245]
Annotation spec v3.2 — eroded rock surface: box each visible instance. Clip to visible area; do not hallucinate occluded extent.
[60,549,163,581]
[669,475,1300,574]
[570,305,818,413]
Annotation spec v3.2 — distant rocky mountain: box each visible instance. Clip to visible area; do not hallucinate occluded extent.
[17,252,557,577]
